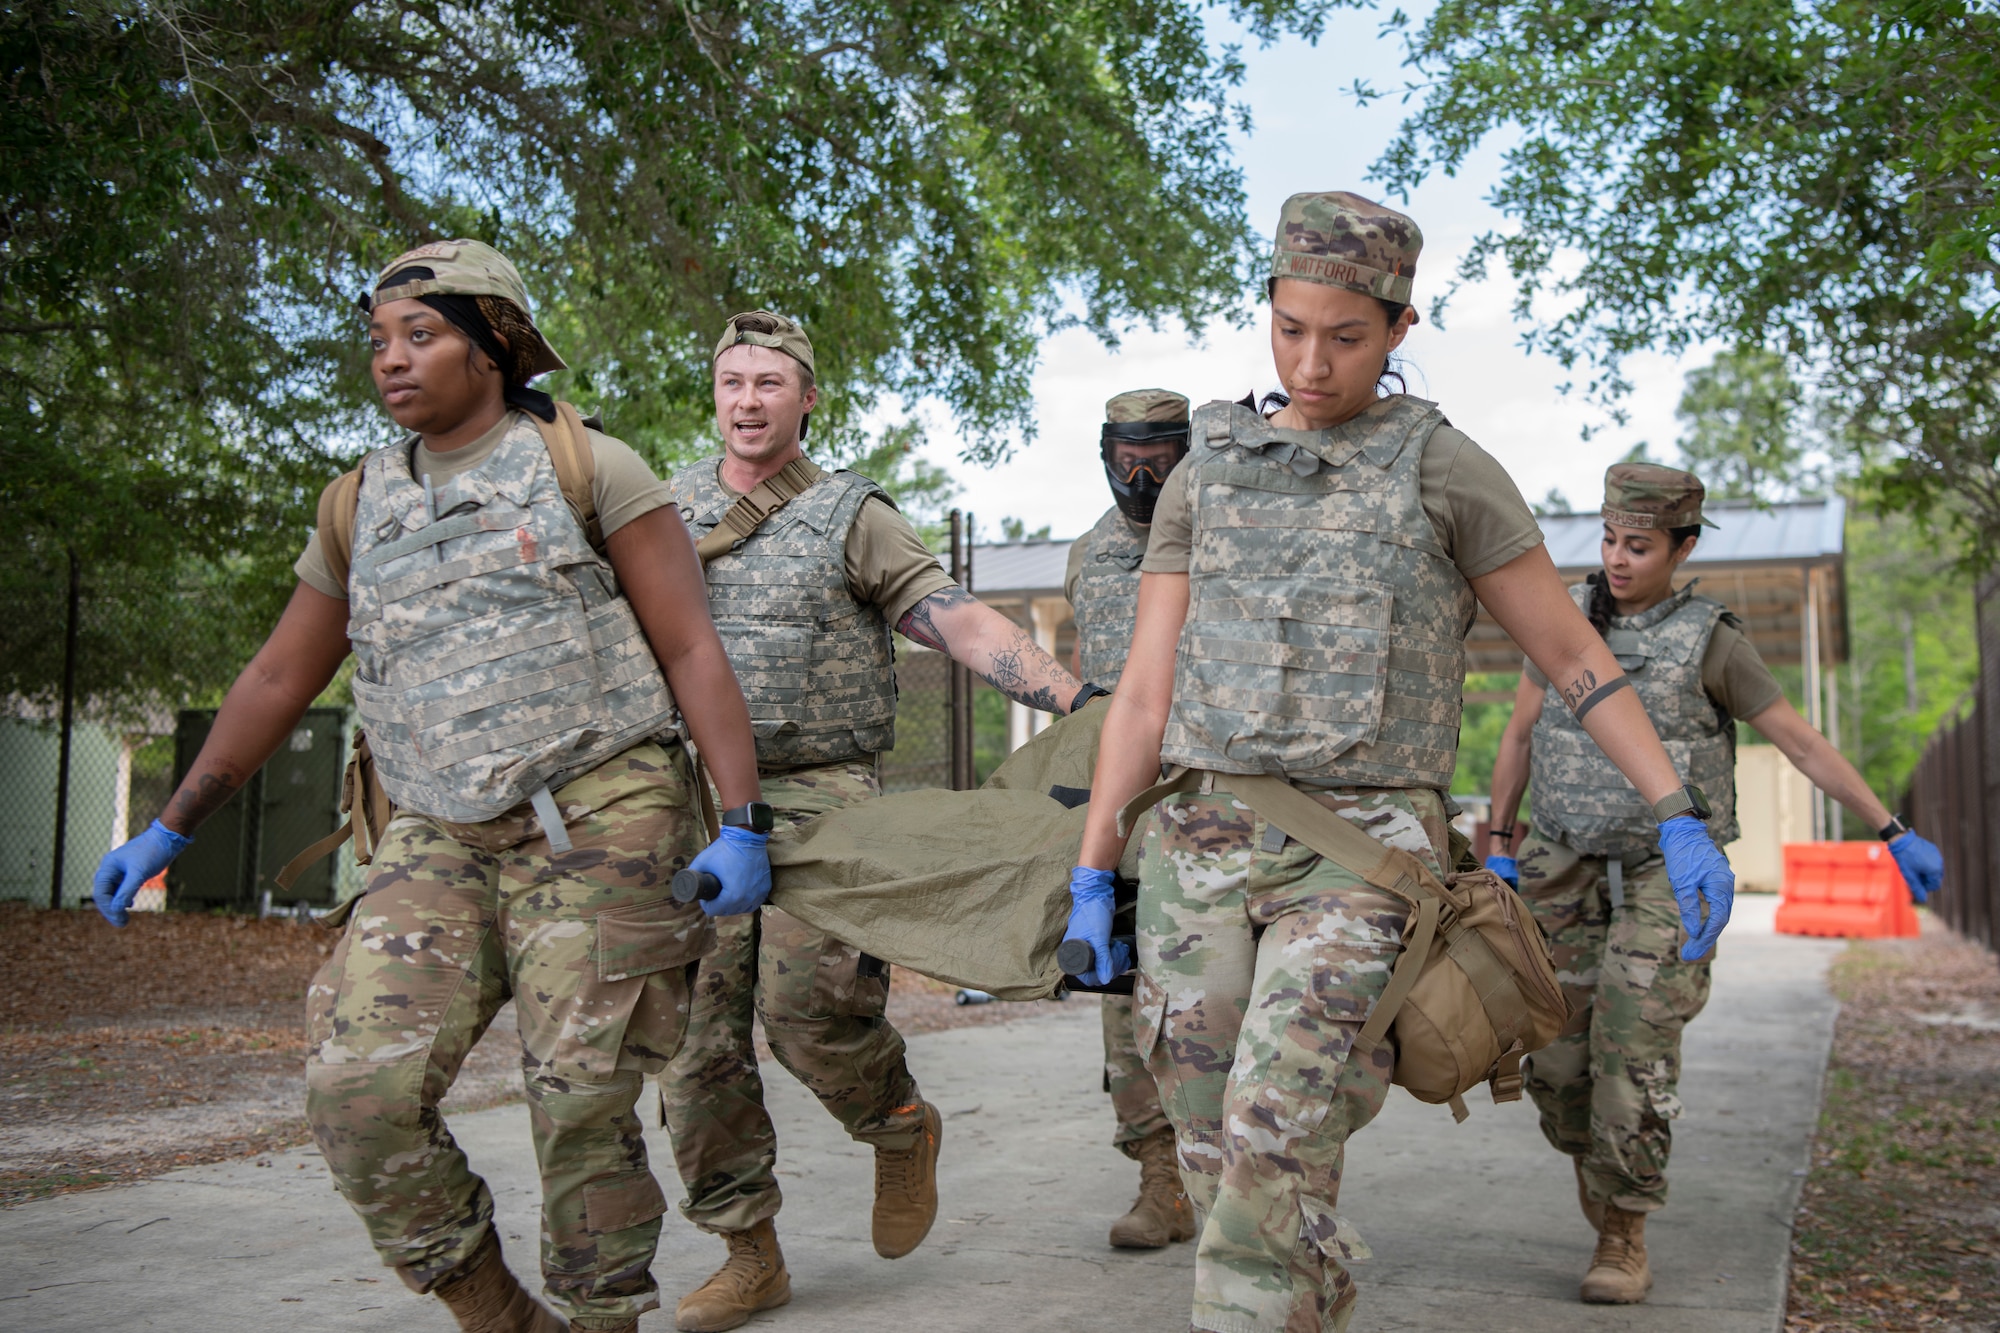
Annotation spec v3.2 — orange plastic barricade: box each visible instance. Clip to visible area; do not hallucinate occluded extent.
[1774,842,1920,939]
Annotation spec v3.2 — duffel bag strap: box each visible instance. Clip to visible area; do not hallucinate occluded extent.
[1114,765,1198,838]
[1228,773,1451,1062]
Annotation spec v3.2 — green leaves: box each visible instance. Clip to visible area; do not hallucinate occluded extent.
[1378,0,2000,564]
[3,0,1329,714]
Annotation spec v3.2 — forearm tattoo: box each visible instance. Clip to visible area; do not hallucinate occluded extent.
[895,586,976,653]
[1565,670,1633,723]
[897,587,1081,713]
[167,767,243,833]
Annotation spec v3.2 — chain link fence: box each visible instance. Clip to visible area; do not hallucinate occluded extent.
[0,712,176,910]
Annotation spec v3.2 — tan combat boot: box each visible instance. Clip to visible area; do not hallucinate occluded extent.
[430,1231,564,1333]
[1580,1204,1653,1304]
[1108,1128,1194,1249]
[1573,1157,1605,1233]
[872,1100,943,1258]
[674,1220,792,1332]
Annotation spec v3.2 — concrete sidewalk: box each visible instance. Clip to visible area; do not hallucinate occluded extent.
[0,896,1840,1332]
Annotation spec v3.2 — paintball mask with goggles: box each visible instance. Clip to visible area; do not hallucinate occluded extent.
[1100,420,1190,526]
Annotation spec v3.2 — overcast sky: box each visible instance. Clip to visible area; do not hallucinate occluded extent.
[911,4,1710,541]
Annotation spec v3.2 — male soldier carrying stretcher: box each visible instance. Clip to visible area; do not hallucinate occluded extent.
[659,311,1103,1332]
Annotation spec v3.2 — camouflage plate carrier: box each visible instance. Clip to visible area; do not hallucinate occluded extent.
[1072,505,1147,689]
[1530,581,1740,856]
[345,415,681,823]
[671,461,898,768]
[1160,396,1473,788]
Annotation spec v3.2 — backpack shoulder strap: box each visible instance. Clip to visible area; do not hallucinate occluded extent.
[534,401,602,553]
[693,455,822,564]
[315,467,365,592]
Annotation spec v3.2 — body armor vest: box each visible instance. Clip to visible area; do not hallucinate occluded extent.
[345,417,680,823]
[671,460,898,768]
[1530,581,1740,856]
[1072,505,1147,688]
[1160,396,1474,788]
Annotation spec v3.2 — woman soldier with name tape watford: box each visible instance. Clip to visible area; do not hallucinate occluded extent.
[1483,464,1945,1305]
[1063,192,1740,1332]
[91,241,773,1333]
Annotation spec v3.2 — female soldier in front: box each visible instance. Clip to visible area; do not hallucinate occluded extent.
[91,241,771,1333]
[1066,192,1739,1333]
[1483,464,1944,1305]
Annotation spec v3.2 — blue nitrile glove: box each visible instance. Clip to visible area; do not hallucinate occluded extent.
[1484,855,1519,889]
[1064,866,1121,987]
[92,820,191,927]
[1888,830,1944,905]
[689,825,772,917]
[1658,817,1735,961]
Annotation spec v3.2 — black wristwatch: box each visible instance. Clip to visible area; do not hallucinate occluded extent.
[1070,682,1111,713]
[1651,784,1712,824]
[720,801,776,835]
[1878,815,1911,842]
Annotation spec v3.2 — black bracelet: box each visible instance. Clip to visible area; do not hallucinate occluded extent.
[1489,826,1515,842]
[1070,682,1111,713]
[1879,815,1911,842]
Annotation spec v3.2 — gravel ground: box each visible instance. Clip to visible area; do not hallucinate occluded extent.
[1785,915,2000,1331]
[0,902,1073,1207]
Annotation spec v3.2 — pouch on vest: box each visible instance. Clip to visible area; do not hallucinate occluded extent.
[288,402,607,897]
[1117,768,1572,1122]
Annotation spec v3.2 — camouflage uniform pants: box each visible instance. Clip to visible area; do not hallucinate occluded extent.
[1517,834,1712,1214]
[659,760,924,1234]
[1137,781,1449,1333]
[1103,993,1172,1152]
[304,742,709,1330]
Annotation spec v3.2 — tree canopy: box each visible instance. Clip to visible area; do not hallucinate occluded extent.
[1374,0,2000,563]
[3,0,1343,716]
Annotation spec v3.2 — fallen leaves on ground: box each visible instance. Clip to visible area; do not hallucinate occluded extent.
[1785,918,2000,1331]
[0,901,1084,1207]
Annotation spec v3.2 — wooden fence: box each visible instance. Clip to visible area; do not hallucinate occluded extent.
[1904,572,2000,954]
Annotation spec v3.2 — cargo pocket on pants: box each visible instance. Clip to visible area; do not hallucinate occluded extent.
[1298,1195,1373,1264]
[548,898,710,1082]
[756,907,887,1025]
[583,1170,668,1236]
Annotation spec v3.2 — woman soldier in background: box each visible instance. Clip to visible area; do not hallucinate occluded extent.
[1066,191,1740,1332]
[92,241,772,1333]
[1484,464,1944,1304]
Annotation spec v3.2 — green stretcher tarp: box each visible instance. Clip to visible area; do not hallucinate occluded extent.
[764,700,1136,1001]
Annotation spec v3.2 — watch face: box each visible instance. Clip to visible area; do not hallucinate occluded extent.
[1686,785,1712,820]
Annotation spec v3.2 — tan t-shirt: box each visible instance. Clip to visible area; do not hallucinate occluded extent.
[1140,421,1545,582]
[293,410,674,600]
[709,457,956,627]
[1524,614,1785,721]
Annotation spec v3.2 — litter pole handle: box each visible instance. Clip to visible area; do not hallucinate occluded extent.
[672,869,722,904]
[1056,938,1096,978]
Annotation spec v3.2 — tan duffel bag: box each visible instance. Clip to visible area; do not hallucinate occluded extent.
[1123,769,1572,1121]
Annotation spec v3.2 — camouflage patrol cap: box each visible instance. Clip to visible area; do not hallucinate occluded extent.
[1270,191,1422,305]
[713,310,816,380]
[365,239,566,376]
[1104,389,1190,426]
[1602,463,1721,530]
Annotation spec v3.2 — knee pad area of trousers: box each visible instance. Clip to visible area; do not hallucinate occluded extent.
[305,1056,435,1185]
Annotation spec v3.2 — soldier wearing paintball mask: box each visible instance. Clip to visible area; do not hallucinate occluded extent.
[1063,389,1195,1253]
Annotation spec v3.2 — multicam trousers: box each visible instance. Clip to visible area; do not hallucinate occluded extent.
[1517,834,1712,1214]
[659,760,925,1234]
[304,741,709,1331]
[1103,993,1172,1153]
[1136,780,1449,1333]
